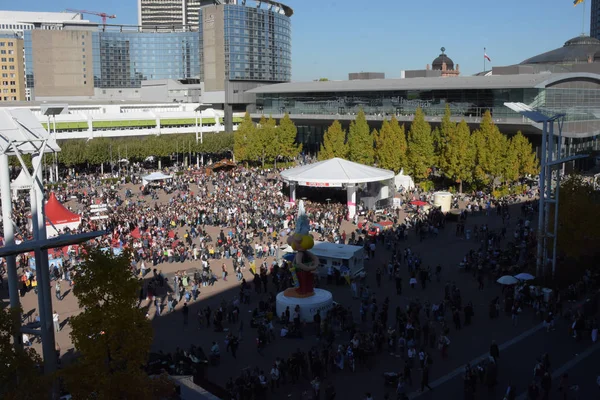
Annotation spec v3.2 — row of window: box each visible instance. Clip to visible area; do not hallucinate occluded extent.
[0,96,18,101]
[0,58,15,63]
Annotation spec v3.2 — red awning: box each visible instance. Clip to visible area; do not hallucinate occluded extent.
[410,200,428,207]
[45,193,81,225]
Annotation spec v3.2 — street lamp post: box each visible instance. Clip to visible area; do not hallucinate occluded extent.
[504,103,588,279]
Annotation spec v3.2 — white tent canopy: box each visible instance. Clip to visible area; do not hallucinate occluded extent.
[394,169,415,191]
[11,169,32,199]
[280,157,394,186]
[142,172,173,186]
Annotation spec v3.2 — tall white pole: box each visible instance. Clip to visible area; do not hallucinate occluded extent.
[200,113,203,144]
[536,121,547,278]
[30,153,57,374]
[0,154,22,349]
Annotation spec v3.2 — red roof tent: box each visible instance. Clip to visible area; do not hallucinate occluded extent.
[45,192,81,225]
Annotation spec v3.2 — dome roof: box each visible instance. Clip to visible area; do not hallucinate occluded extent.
[432,47,454,70]
[520,35,600,65]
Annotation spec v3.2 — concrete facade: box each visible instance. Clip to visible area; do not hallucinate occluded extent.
[30,30,94,98]
[201,5,225,93]
[138,0,201,30]
[349,72,385,80]
[0,34,26,102]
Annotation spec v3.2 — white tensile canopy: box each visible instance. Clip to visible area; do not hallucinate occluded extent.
[142,172,173,186]
[280,157,394,186]
[394,168,415,191]
[280,158,394,219]
[11,169,32,200]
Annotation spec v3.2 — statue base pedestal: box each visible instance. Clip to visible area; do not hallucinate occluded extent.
[276,288,334,323]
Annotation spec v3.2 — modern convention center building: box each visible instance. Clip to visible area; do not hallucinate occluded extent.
[248,38,600,156]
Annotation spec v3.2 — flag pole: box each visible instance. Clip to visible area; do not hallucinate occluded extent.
[484,47,486,72]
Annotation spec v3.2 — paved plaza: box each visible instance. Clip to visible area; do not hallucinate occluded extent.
[2,182,599,400]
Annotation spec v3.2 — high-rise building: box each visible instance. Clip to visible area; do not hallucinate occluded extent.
[0,33,26,102]
[592,0,600,40]
[138,0,201,30]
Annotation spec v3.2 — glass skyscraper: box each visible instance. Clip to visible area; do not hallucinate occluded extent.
[217,3,291,82]
[92,31,200,88]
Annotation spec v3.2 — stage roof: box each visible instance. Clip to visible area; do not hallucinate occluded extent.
[280,158,394,186]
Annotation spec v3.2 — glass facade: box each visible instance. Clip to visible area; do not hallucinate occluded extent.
[91,31,200,88]
[256,87,600,122]
[207,4,291,82]
[23,31,34,90]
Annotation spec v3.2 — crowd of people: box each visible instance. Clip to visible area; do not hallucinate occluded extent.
[1,163,599,400]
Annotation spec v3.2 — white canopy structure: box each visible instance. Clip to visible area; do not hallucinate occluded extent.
[142,171,173,186]
[394,169,415,191]
[11,169,32,200]
[280,158,394,218]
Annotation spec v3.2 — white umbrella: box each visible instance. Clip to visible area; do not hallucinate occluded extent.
[514,272,535,281]
[497,275,519,285]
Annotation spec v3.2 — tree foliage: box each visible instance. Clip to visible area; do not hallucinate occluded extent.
[56,132,234,167]
[0,308,51,400]
[472,111,508,186]
[440,119,474,192]
[233,112,255,163]
[233,112,301,166]
[375,118,407,173]
[347,110,374,165]
[61,249,174,400]
[511,132,539,177]
[551,176,600,263]
[318,107,538,188]
[317,120,348,161]
[406,107,435,180]
[276,113,302,160]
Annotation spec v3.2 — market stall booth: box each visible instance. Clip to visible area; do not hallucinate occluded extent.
[10,169,32,200]
[28,193,82,238]
[142,171,173,187]
[280,157,394,218]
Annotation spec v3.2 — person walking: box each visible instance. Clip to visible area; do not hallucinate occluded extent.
[53,311,60,332]
[420,365,433,393]
[55,280,61,301]
[490,340,500,364]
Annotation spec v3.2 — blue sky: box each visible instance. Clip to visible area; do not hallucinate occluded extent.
[6,0,593,81]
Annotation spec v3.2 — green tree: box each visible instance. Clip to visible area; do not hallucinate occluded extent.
[473,111,508,186]
[0,308,51,400]
[61,249,174,400]
[435,105,455,166]
[276,113,302,162]
[347,110,374,165]
[511,132,539,178]
[84,137,111,166]
[317,120,348,160]
[440,119,475,192]
[58,139,87,166]
[248,115,277,167]
[233,112,255,162]
[406,107,435,180]
[375,118,406,173]
[550,176,600,281]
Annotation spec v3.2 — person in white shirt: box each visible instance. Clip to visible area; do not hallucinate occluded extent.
[53,312,60,332]
[280,326,289,337]
[270,364,280,389]
[258,371,267,388]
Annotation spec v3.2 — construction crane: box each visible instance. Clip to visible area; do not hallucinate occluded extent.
[66,9,116,25]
